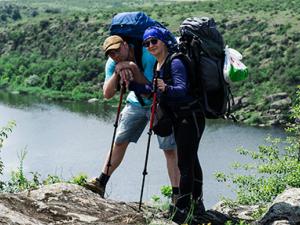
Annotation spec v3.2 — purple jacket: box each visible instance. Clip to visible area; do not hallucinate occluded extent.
[129,58,195,108]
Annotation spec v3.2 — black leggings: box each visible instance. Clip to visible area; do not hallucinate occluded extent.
[173,111,205,210]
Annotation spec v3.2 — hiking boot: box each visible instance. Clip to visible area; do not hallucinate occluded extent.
[84,178,105,197]
[192,212,212,225]
[194,198,206,215]
[168,203,176,217]
[171,207,190,224]
[171,193,180,205]
[192,198,206,223]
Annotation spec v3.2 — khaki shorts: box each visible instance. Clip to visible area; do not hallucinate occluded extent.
[115,103,176,150]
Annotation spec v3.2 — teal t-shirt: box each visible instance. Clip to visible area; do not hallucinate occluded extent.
[105,47,156,107]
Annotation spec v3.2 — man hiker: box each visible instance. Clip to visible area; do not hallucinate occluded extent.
[84,35,180,202]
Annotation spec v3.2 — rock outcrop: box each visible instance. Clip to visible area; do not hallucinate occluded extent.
[0,183,147,225]
[258,188,300,225]
[214,188,300,225]
[0,184,299,225]
[233,92,292,127]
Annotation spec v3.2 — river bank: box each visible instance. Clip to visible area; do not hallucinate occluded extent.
[2,87,294,128]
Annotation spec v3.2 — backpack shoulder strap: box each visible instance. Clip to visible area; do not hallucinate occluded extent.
[121,36,144,72]
[163,52,195,89]
[163,52,186,82]
[133,41,144,72]
[133,43,145,106]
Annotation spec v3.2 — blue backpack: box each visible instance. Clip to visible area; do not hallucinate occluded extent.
[110,12,163,40]
[109,12,177,106]
[109,12,165,72]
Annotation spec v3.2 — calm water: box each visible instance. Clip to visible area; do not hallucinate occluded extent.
[0,92,286,208]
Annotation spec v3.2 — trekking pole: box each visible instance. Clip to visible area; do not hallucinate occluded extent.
[106,82,126,176]
[138,76,158,211]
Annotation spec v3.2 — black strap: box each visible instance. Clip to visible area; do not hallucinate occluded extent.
[132,40,145,106]
[226,86,237,122]
[135,94,145,106]
[162,53,180,85]
[133,41,144,72]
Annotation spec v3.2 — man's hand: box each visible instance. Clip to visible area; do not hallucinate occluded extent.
[115,61,148,84]
[119,68,134,87]
[115,61,134,74]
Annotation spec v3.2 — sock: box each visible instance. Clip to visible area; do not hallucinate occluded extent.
[172,187,179,195]
[98,173,110,186]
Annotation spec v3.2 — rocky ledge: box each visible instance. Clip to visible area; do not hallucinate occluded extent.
[233,92,292,127]
[0,183,299,225]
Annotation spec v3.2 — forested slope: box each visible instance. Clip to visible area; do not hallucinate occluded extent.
[0,0,299,126]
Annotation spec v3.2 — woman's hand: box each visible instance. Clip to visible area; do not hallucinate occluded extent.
[156,78,167,92]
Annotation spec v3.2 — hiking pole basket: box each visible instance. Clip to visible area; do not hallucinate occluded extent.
[106,82,126,176]
[138,75,158,211]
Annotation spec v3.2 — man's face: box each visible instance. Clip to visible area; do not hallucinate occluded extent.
[107,42,128,63]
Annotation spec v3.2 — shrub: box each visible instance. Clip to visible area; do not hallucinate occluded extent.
[215,88,300,205]
[69,173,88,186]
[0,120,16,179]
[11,9,21,21]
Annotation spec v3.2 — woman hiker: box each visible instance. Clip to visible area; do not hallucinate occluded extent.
[128,26,207,224]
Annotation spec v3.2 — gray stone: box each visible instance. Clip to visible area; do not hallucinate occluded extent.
[11,90,20,95]
[241,97,250,107]
[266,92,289,102]
[271,220,291,225]
[213,201,258,222]
[232,96,244,110]
[270,98,292,110]
[88,98,99,103]
[212,188,300,225]
[259,188,300,225]
[0,183,146,225]
[25,74,41,86]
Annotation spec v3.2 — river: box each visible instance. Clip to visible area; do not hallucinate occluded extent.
[0,91,286,208]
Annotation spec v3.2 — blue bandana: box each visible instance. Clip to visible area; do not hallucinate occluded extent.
[143,26,177,49]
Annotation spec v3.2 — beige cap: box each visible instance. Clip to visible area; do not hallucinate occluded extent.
[103,35,123,55]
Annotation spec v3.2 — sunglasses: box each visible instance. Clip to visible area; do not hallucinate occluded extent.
[142,38,158,48]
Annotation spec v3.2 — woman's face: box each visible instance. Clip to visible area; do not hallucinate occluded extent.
[143,38,167,58]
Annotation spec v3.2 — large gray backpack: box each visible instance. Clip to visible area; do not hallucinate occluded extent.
[172,17,235,119]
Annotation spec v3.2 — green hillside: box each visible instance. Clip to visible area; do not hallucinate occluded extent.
[0,0,299,126]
